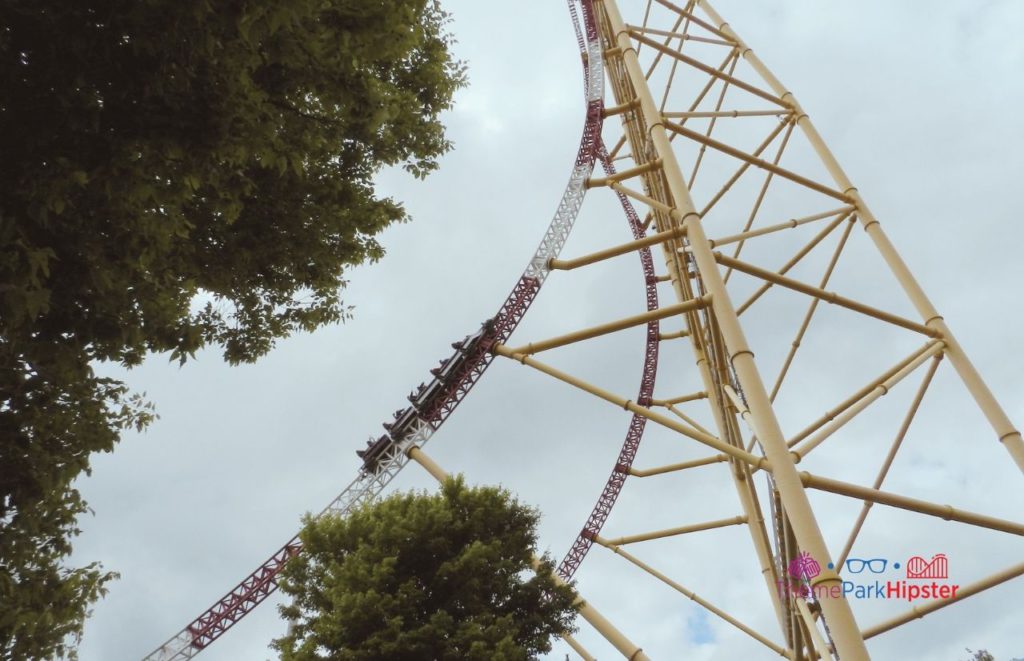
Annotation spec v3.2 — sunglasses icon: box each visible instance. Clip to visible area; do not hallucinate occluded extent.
[844,558,888,574]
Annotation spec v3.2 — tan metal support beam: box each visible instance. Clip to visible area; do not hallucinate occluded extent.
[664,109,791,119]
[605,515,746,545]
[799,471,1024,536]
[506,297,708,356]
[790,341,945,460]
[599,0,870,654]
[721,385,767,471]
[544,565,653,661]
[494,343,767,469]
[688,53,759,191]
[627,30,786,108]
[652,0,736,42]
[651,391,708,406]
[714,119,797,274]
[837,355,941,568]
[587,159,663,188]
[654,208,790,639]
[787,341,942,448]
[602,99,641,117]
[549,224,686,270]
[666,404,714,437]
[698,119,793,218]
[562,633,597,661]
[593,535,790,657]
[608,181,678,216]
[406,446,651,661]
[663,49,741,131]
[407,446,448,482]
[698,0,1024,473]
[665,120,848,201]
[641,7,689,86]
[708,206,854,248]
[628,454,728,477]
[715,252,940,337]
[862,561,1024,639]
[795,599,830,660]
[627,24,733,47]
[734,214,848,315]
[658,328,690,341]
[607,134,628,161]
[768,218,856,402]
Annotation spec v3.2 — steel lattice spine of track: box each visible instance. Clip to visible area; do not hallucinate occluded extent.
[145,1,1024,659]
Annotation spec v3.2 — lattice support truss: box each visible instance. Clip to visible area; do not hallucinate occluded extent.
[495,0,1023,658]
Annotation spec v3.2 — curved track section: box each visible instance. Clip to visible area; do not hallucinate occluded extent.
[556,139,661,580]
[144,4,604,660]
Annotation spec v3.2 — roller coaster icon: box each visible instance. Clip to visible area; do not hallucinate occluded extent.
[906,554,949,580]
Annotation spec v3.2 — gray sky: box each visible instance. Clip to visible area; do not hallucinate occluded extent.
[72,1,1024,659]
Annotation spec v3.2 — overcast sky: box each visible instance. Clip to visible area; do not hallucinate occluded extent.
[72,1,1024,659]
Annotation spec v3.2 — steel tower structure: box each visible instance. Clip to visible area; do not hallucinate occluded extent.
[146,1,1024,659]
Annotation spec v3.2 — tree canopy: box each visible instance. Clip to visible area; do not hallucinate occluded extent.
[274,478,579,660]
[0,0,464,656]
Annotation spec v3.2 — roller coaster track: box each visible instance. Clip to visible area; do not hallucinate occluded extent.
[145,2,609,658]
[146,1,1024,658]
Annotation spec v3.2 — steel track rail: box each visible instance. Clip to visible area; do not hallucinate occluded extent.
[556,138,661,580]
[143,2,606,658]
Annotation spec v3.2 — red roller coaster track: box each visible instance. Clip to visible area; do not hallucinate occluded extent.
[143,1,668,657]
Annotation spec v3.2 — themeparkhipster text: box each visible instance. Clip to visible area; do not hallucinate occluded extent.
[777,552,959,603]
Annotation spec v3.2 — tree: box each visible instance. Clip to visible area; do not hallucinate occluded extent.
[0,1,464,656]
[273,478,579,660]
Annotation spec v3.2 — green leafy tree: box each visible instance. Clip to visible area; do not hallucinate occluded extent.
[274,478,580,660]
[0,0,464,656]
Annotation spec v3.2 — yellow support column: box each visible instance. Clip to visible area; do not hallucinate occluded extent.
[595,0,870,656]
